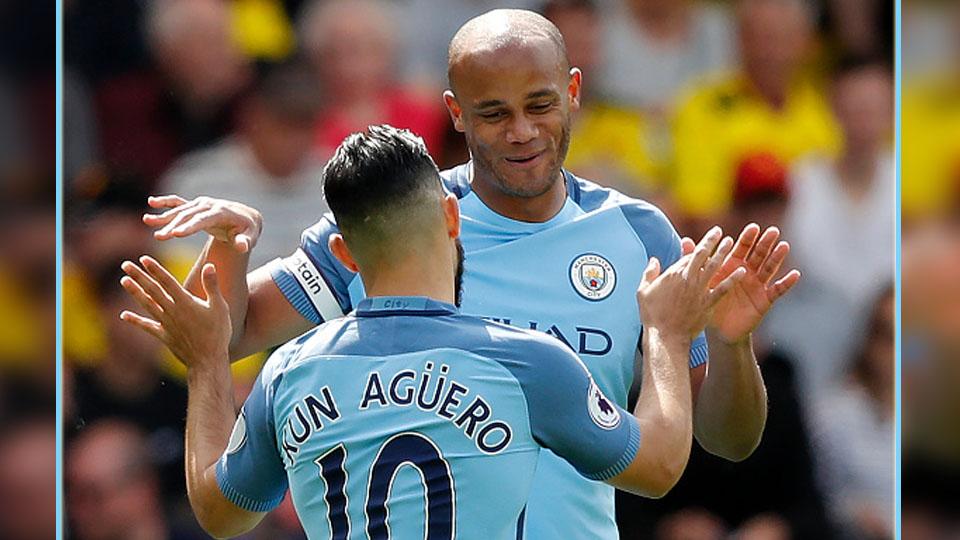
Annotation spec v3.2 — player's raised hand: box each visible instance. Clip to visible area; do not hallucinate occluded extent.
[143,195,263,253]
[119,256,232,369]
[637,227,746,347]
[684,223,801,343]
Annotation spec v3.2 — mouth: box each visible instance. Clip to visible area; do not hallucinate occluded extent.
[503,151,545,168]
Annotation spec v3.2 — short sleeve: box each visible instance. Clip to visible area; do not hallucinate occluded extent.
[215,351,291,512]
[267,215,356,324]
[515,338,641,481]
[620,202,710,369]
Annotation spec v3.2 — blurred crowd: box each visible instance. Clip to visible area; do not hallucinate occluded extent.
[54,0,900,539]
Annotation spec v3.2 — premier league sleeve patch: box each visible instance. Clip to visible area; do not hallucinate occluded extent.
[587,379,621,430]
[570,253,617,301]
[225,411,248,454]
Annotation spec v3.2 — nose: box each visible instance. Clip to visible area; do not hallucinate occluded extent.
[505,113,538,145]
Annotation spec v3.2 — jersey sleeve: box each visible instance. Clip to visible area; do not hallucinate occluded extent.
[620,202,710,368]
[267,215,356,325]
[215,348,292,512]
[513,337,641,481]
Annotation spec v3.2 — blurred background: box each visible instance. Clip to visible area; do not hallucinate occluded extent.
[57,0,896,539]
[902,0,960,539]
[0,1,56,540]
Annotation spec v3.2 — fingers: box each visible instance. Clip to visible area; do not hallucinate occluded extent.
[709,267,748,306]
[680,237,695,256]
[143,198,202,229]
[122,260,174,308]
[769,269,801,303]
[140,256,190,303]
[161,208,221,239]
[756,241,791,284]
[687,226,722,277]
[745,227,781,271]
[640,257,661,288]
[119,310,167,341]
[154,204,209,240]
[701,236,734,281]
[147,194,188,209]
[200,263,225,306]
[120,275,165,320]
[730,223,761,262]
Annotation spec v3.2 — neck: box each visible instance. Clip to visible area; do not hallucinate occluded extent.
[470,166,568,223]
[362,247,456,305]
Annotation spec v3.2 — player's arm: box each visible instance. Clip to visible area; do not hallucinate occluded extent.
[528,229,744,497]
[118,257,286,538]
[142,195,329,360]
[682,225,800,461]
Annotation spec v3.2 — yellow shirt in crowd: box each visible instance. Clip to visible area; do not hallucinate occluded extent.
[902,77,960,220]
[670,73,841,217]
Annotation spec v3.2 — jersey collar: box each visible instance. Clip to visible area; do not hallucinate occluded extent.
[354,296,459,317]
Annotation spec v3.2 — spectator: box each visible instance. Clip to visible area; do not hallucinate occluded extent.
[0,418,56,540]
[812,287,894,540]
[598,0,735,113]
[299,0,447,157]
[545,0,670,201]
[671,0,841,226]
[67,420,203,540]
[94,0,251,185]
[786,57,894,314]
[160,59,328,267]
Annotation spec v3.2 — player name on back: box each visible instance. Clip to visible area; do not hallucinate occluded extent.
[280,361,514,465]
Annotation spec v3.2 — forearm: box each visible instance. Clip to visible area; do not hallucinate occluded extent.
[184,358,253,537]
[184,238,252,355]
[693,331,767,461]
[613,328,693,498]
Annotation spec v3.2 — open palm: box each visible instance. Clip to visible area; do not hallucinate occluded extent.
[683,224,801,343]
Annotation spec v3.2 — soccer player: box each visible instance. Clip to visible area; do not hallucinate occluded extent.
[141,10,800,538]
[119,126,743,538]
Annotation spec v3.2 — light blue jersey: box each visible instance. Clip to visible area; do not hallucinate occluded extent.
[216,296,640,539]
[269,164,708,538]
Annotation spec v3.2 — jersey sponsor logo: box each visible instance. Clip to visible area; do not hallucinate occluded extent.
[570,254,617,301]
[483,318,614,357]
[283,248,344,321]
[587,379,620,430]
[226,411,248,454]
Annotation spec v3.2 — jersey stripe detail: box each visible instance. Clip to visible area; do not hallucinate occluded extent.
[689,340,709,369]
[216,458,285,512]
[269,259,321,324]
[583,417,641,481]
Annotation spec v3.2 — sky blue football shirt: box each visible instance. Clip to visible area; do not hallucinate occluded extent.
[216,296,640,539]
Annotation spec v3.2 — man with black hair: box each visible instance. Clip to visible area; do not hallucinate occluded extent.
[120,125,745,538]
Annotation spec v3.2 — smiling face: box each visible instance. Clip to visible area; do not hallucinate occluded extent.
[445,36,581,200]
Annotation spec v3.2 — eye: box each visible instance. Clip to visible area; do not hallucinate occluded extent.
[529,102,553,113]
[479,111,506,121]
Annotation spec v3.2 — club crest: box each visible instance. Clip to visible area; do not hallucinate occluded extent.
[570,254,616,301]
[587,379,620,430]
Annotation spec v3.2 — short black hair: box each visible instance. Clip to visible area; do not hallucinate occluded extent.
[322,125,442,248]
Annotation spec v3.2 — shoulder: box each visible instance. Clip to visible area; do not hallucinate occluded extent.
[675,73,750,116]
[570,173,677,242]
[474,316,588,374]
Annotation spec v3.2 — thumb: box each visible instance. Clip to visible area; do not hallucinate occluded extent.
[680,237,695,256]
[640,257,661,287]
[233,234,251,253]
[201,264,225,306]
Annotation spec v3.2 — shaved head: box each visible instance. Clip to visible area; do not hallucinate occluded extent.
[448,9,569,91]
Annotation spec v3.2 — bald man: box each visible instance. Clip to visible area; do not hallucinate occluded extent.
[140,9,799,539]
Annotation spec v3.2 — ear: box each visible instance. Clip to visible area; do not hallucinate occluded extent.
[441,193,461,240]
[328,234,360,273]
[567,68,582,113]
[443,90,465,133]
